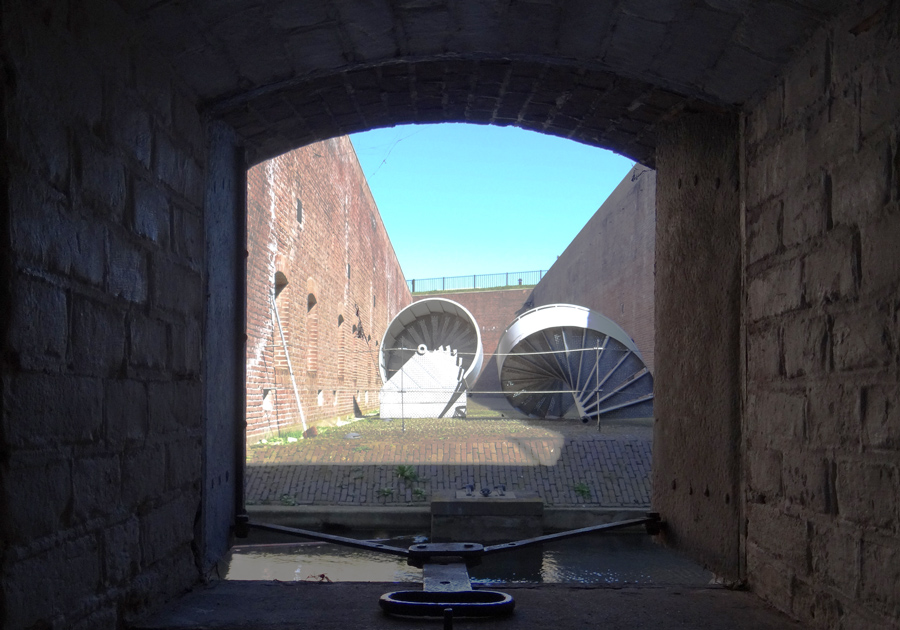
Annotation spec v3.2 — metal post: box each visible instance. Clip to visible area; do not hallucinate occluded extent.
[401,356,405,432]
[272,294,308,433]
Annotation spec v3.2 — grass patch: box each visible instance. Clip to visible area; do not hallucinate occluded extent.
[572,482,592,500]
[395,464,421,483]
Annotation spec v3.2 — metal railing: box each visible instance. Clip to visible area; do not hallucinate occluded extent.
[407,270,546,293]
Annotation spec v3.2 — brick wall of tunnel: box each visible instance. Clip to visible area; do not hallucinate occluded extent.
[1,0,898,628]
[1,2,212,627]
[741,6,900,627]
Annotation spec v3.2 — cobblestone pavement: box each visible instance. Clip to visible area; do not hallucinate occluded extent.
[246,412,653,509]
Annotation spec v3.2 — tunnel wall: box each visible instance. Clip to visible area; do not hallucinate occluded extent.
[1,1,209,626]
[741,4,900,627]
[653,113,743,579]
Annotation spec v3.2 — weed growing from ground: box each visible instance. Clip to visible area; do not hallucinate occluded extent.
[572,482,591,500]
[395,464,421,483]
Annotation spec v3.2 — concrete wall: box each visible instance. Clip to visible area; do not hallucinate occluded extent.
[530,164,656,373]
[245,138,411,442]
[1,1,210,626]
[420,164,657,401]
[741,4,900,627]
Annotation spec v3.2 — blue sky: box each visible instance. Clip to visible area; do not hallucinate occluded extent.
[349,123,635,281]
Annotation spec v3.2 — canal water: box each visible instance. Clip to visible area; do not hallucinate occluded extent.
[222,530,713,586]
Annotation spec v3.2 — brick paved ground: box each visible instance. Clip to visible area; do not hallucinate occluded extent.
[246,408,652,509]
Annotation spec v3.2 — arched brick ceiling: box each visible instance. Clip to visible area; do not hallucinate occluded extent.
[121,0,846,165]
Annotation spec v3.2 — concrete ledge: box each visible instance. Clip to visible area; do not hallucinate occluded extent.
[430,492,544,516]
[246,505,431,530]
[543,507,651,532]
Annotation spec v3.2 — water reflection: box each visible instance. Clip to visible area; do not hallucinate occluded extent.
[222,532,712,586]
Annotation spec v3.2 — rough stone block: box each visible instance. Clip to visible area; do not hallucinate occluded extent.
[747,389,805,449]
[747,541,795,614]
[782,314,827,378]
[2,373,103,447]
[861,534,900,617]
[121,444,166,509]
[859,45,900,138]
[747,503,808,574]
[173,206,203,268]
[805,87,859,174]
[149,380,202,434]
[1,457,71,541]
[172,93,206,158]
[151,257,201,315]
[141,495,198,566]
[108,233,149,303]
[2,534,101,629]
[8,276,67,369]
[832,307,891,371]
[748,447,783,502]
[11,87,70,188]
[861,209,900,296]
[103,517,141,586]
[10,179,105,285]
[746,199,782,263]
[862,384,900,449]
[837,460,898,530]
[782,453,834,514]
[810,519,859,597]
[747,324,782,382]
[746,129,805,207]
[782,173,826,248]
[105,379,149,445]
[806,382,860,450]
[78,135,127,220]
[70,605,119,630]
[747,260,803,321]
[803,227,859,305]
[746,81,783,146]
[109,99,152,169]
[133,179,171,246]
[129,314,168,370]
[72,297,126,376]
[73,455,121,522]
[171,319,201,376]
[154,130,205,205]
[832,142,891,228]
[166,437,202,491]
[790,581,846,630]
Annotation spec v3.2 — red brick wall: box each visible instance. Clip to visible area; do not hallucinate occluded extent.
[530,164,656,372]
[246,138,411,442]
